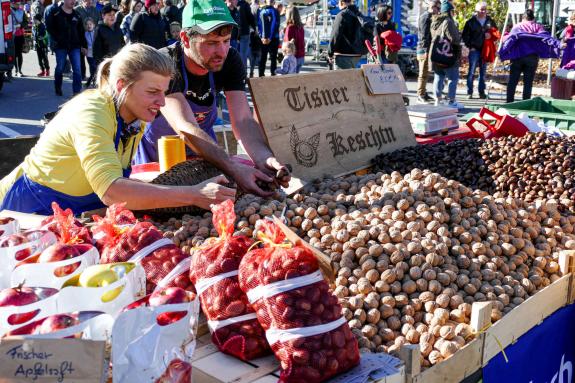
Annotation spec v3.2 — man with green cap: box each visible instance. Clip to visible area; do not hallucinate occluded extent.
[134,0,290,197]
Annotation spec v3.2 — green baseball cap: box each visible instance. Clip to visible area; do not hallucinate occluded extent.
[182,0,237,33]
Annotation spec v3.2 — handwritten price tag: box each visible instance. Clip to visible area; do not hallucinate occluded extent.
[361,64,408,95]
[0,338,106,383]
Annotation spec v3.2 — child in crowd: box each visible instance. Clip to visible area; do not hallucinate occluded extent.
[276,39,297,75]
[167,22,181,45]
[32,14,50,77]
[84,18,97,87]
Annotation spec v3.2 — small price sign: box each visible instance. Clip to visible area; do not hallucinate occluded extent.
[0,338,106,383]
[361,64,408,95]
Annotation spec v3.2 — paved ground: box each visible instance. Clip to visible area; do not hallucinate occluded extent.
[0,48,535,138]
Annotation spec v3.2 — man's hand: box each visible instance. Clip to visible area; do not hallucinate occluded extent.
[255,157,291,188]
[485,32,491,39]
[229,162,275,197]
[262,38,271,45]
[81,48,88,56]
[191,175,236,210]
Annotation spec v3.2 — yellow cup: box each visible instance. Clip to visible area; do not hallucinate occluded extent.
[159,135,186,173]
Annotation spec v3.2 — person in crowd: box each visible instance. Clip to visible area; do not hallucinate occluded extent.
[249,20,262,77]
[46,0,86,96]
[177,0,186,12]
[236,0,255,68]
[416,0,438,103]
[94,4,125,65]
[33,13,50,76]
[284,5,304,73]
[161,0,181,25]
[11,1,27,77]
[328,0,361,70]
[563,12,575,42]
[504,9,545,103]
[116,0,130,25]
[121,0,142,43]
[84,17,96,87]
[430,0,463,109]
[43,1,56,55]
[462,1,497,99]
[374,4,400,64]
[276,39,296,74]
[251,0,259,19]
[226,0,240,50]
[75,0,102,79]
[257,0,280,76]
[274,1,283,16]
[167,20,181,44]
[0,44,235,215]
[130,0,167,49]
[134,0,290,196]
[30,0,44,25]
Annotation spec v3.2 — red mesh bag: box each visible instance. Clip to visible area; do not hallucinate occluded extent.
[238,220,360,383]
[92,204,190,294]
[40,202,92,245]
[90,203,137,253]
[189,200,270,361]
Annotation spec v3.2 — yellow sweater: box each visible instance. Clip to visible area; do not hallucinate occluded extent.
[0,90,143,201]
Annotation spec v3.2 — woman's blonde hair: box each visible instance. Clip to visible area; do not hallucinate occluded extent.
[96,43,174,106]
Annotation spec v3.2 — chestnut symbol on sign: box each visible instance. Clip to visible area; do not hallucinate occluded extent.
[290,126,320,168]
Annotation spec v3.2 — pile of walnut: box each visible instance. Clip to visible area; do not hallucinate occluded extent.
[158,168,575,368]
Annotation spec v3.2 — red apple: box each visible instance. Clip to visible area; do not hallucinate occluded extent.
[0,286,58,325]
[0,234,31,261]
[149,287,191,307]
[150,287,192,326]
[0,217,14,225]
[36,314,79,335]
[39,243,81,277]
[122,295,152,312]
[155,359,192,383]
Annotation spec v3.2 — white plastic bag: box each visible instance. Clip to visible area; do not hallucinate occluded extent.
[57,263,146,318]
[0,287,60,337]
[0,218,19,238]
[11,245,100,289]
[112,299,199,383]
[0,230,57,288]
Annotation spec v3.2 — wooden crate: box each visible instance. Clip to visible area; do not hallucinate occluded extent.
[192,332,405,383]
[400,250,575,383]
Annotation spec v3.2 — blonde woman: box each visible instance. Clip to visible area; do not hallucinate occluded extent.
[0,44,235,215]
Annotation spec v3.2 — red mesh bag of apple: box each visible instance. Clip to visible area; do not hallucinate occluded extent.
[40,202,92,245]
[114,287,198,383]
[92,204,190,294]
[238,220,360,383]
[189,200,271,361]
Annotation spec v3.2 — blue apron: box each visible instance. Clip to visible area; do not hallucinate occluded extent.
[134,46,219,164]
[1,114,134,215]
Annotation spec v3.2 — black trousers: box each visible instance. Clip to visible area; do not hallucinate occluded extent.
[14,35,24,73]
[80,51,86,79]
[506,54,539,103]
[36,44,50,71]
[259,37,279,77]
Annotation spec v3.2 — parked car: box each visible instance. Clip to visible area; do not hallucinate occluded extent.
[0,0,15,91]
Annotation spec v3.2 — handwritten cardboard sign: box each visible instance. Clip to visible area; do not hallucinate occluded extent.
[249,69,416,181]
[0,338,106,383]
[361,64,408,95]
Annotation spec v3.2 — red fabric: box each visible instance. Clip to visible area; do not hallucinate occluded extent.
[381,30,402,53]
[189,200,270,361]
[481,27,500,63]
[238,221,360,383]
[285,25,305,59]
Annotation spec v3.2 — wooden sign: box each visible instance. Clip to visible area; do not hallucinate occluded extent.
[249,69,416,181]
[0,338,106,383]
[362,64,408,95]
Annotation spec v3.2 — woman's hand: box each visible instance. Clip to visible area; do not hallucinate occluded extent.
[190,175,236,210]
